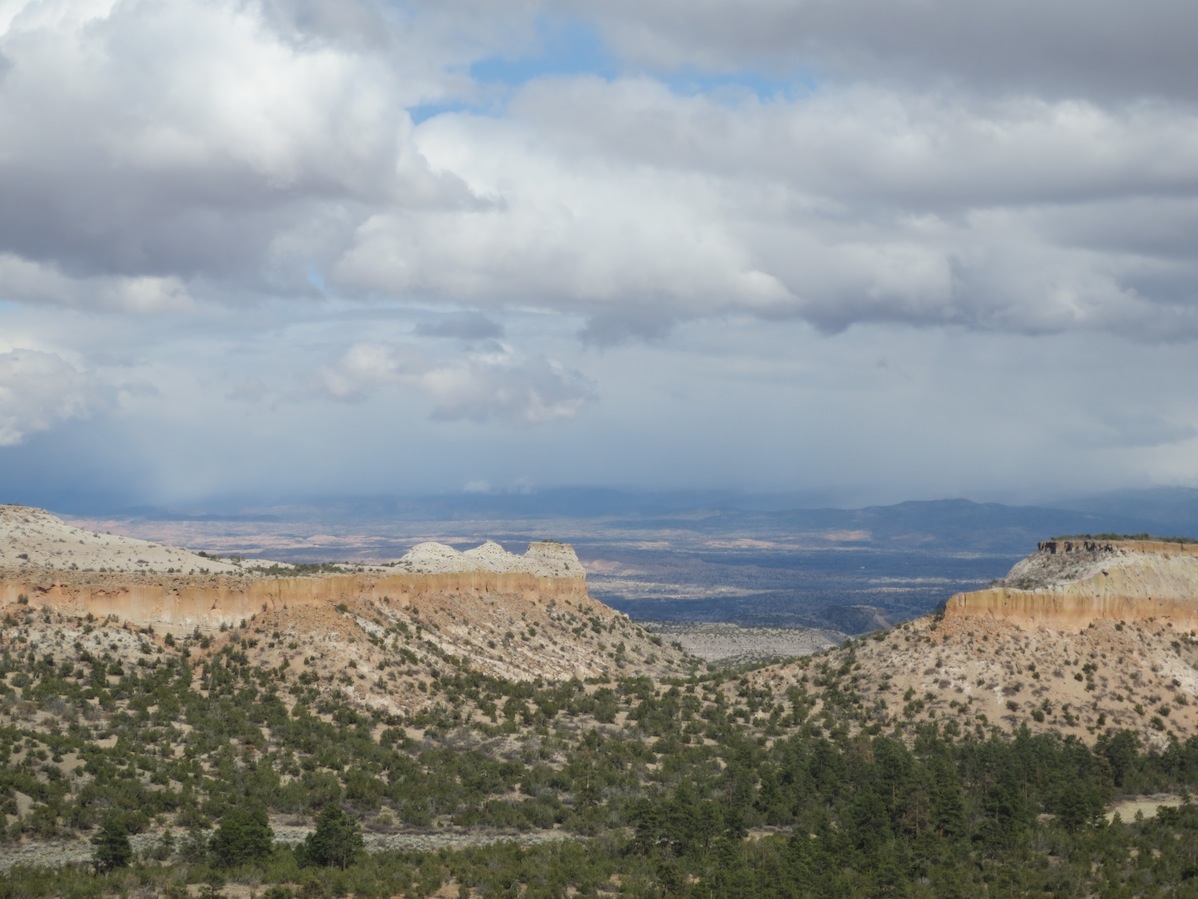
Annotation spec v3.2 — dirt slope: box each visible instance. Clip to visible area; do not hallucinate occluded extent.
[0,504,248,574]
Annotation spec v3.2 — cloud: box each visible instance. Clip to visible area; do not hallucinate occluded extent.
[3,0,1198,506]
[0,348,103,445]
[4,2,1197,346]
[315,342,594,425]
[312,342,429,402]
[414,311,505,340]
[580,0,1198,103]
[423,353,594,425]
[325,77,1198,343]
[0,0,479,303]
[0,254,194,313]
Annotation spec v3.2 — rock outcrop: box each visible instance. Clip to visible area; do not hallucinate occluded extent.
[395,539,586,579]
[945,539,1198,627]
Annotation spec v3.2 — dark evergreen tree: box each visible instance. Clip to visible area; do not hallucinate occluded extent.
[91,813,133,872]
[209,804,273,867]
[1096,729,1142,789]
[298,805,363,869]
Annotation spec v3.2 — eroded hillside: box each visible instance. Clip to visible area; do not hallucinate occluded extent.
[11,519,1198,898]
[746,537,1198,748]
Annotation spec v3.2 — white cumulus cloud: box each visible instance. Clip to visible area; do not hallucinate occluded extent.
[0,348,102,445]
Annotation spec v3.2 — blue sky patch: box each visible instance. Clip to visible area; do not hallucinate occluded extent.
[471,16,617,86]
[411,15,815,122]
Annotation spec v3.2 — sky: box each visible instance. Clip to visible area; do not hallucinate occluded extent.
[1,0,1197,511]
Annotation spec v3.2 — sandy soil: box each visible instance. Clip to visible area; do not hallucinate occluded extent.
[1106,794,1183,822]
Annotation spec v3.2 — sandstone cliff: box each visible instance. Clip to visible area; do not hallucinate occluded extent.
[0,505,590,633]
[946,539,1198,626]
[0,567,590,634]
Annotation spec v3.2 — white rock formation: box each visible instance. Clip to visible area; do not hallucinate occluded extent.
[394,539,585,578]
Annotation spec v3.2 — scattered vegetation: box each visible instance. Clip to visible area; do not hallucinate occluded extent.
[4,600,1198,895]
[1050,533,1198,544]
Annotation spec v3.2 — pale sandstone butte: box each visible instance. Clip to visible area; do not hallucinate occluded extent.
[946,539,1198,627]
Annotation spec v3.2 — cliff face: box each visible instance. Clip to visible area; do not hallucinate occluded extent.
[0,569,589,633]
[946,539,1198,626]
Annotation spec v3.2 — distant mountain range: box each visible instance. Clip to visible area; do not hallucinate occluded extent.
[105,486,1198,556]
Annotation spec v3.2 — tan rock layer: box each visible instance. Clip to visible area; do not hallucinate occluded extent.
[947,539,1198,626]
[1,571,589,633]
[946,586,1198,627]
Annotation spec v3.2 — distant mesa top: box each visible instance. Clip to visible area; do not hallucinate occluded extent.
[0,504,584,579]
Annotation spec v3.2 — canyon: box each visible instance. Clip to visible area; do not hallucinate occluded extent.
[7,505,1198,743]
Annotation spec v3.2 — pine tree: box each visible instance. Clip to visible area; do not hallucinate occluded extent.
[209,804,273,867]
[92,813,133,872]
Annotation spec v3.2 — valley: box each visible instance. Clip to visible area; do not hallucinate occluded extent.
[62,503,1023,637]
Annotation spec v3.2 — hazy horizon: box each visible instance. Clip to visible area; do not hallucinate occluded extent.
[9,482,1198,529]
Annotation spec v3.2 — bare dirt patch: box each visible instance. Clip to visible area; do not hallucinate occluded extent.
[1106,794,1183,822]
